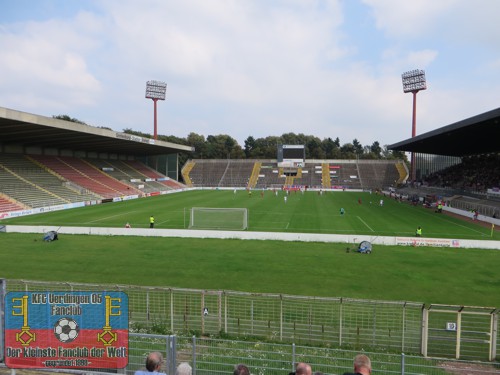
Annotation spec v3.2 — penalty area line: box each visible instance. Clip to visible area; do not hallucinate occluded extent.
[357,216,375,232]
[86,211,138,224]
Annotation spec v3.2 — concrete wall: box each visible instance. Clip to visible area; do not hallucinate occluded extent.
[5,225,500,250]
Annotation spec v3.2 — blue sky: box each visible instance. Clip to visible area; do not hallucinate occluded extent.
[1,0,499,149]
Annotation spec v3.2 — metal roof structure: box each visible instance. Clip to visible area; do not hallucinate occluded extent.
[388,107,500,157]
[0,106,194,156]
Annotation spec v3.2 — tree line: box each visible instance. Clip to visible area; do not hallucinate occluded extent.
[122,129,407,162]
[52,114,407,163]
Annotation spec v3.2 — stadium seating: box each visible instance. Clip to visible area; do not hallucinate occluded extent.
[84,158,177,194]
[425,154,500,192]
[0,154,97,208]
[0,194,25,212]
[184,159,402,190]
[30,155,141,199]
[0,152,187,212]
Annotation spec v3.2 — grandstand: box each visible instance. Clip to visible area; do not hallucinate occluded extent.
[389,107,500,219]
[182,158,403,190]
[0,107,192,210]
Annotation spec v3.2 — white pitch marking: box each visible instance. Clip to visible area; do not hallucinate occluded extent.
[357,216,375,232]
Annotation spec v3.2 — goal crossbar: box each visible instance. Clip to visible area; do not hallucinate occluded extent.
[189,207,248,231]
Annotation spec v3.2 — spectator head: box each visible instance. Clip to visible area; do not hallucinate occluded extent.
[295,362,312,375]
[176,362,192,375]
[145,352,163,372]
[234,364,250,375]
[353,354,371,375]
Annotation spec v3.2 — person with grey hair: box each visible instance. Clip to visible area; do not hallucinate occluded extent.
[343,354,371,375]
[134,351,166,375]
[175,362,192,375]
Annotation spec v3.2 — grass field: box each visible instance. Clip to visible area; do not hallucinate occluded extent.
[1,190,499,308]
[2,190,498,239]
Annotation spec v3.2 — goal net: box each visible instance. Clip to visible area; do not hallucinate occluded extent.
[189,207,248,230]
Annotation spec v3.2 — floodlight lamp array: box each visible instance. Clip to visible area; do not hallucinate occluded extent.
[402,70,427,93]
[145,80,167,100]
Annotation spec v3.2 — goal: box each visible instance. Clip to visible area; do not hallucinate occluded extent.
[189,207,248,230]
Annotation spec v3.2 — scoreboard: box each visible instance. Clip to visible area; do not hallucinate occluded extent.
[277,145,305,168]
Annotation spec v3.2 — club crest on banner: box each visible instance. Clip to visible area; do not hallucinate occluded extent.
[4,291,129,369]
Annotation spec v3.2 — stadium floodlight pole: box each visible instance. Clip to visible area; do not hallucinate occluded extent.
[402,69,427,183]
[145,80,167,140]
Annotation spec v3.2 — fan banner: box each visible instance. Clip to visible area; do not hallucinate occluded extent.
[4,291,128,369]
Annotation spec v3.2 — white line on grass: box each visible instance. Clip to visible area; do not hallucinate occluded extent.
[357,216,375,232]
[285,222,290,229]
[439,216,486,236]
[86,211,137,223]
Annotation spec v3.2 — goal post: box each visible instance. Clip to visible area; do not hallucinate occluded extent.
[189,207,248,230]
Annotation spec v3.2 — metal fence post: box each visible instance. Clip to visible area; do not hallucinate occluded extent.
[170,335,177,375]
[170,288,174,333]
[402,302,406,352]
[192,335,197,375]
[0,278,5,363]
[201,291,205,335]
[421,306,428,357]
[224,292,228,334]
[339,298,343,346]
[280,294,283,341]
[490,311,498,361]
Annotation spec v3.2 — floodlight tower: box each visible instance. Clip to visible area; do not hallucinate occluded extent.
[145,80,167,140]
[402,69,427,183]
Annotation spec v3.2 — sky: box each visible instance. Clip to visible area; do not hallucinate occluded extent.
[1,0,500,149]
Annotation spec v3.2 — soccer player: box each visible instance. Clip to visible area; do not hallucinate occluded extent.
[340,207,345,216]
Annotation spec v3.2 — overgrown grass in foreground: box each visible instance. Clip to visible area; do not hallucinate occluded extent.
[0,233,498,307]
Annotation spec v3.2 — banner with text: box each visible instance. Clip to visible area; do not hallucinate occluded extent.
[5,291,128,369]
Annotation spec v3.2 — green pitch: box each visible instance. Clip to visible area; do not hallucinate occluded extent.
[1,190,497,239]
[1,190,499,307]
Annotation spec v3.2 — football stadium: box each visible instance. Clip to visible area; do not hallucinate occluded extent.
[1,105,500,375]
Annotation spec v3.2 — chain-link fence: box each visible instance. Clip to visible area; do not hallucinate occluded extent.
[128,334,500,375]
[1,279,498,362]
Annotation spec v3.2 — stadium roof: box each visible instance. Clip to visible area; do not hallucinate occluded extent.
[388,107,500,157]
[0,106,194,156]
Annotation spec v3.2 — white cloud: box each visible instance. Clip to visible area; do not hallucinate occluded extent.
[405,49,438,69]
[0,0,499,148]
[361,0,457,38]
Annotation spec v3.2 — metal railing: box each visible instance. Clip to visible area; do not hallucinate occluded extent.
[127,334,500,375]
[2,279,499,362]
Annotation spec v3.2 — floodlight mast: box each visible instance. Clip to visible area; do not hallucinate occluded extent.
[145,80,167,140]
[402,69,427,183]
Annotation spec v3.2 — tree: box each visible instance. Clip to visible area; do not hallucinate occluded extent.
[352,139,363,156]
[370,141,382,158]
[306,136,324,159]
[244,136,256,158]
[53,114,87,125]
[340,143,356,159]
[205,134,242,159]
[187,132,207,159]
